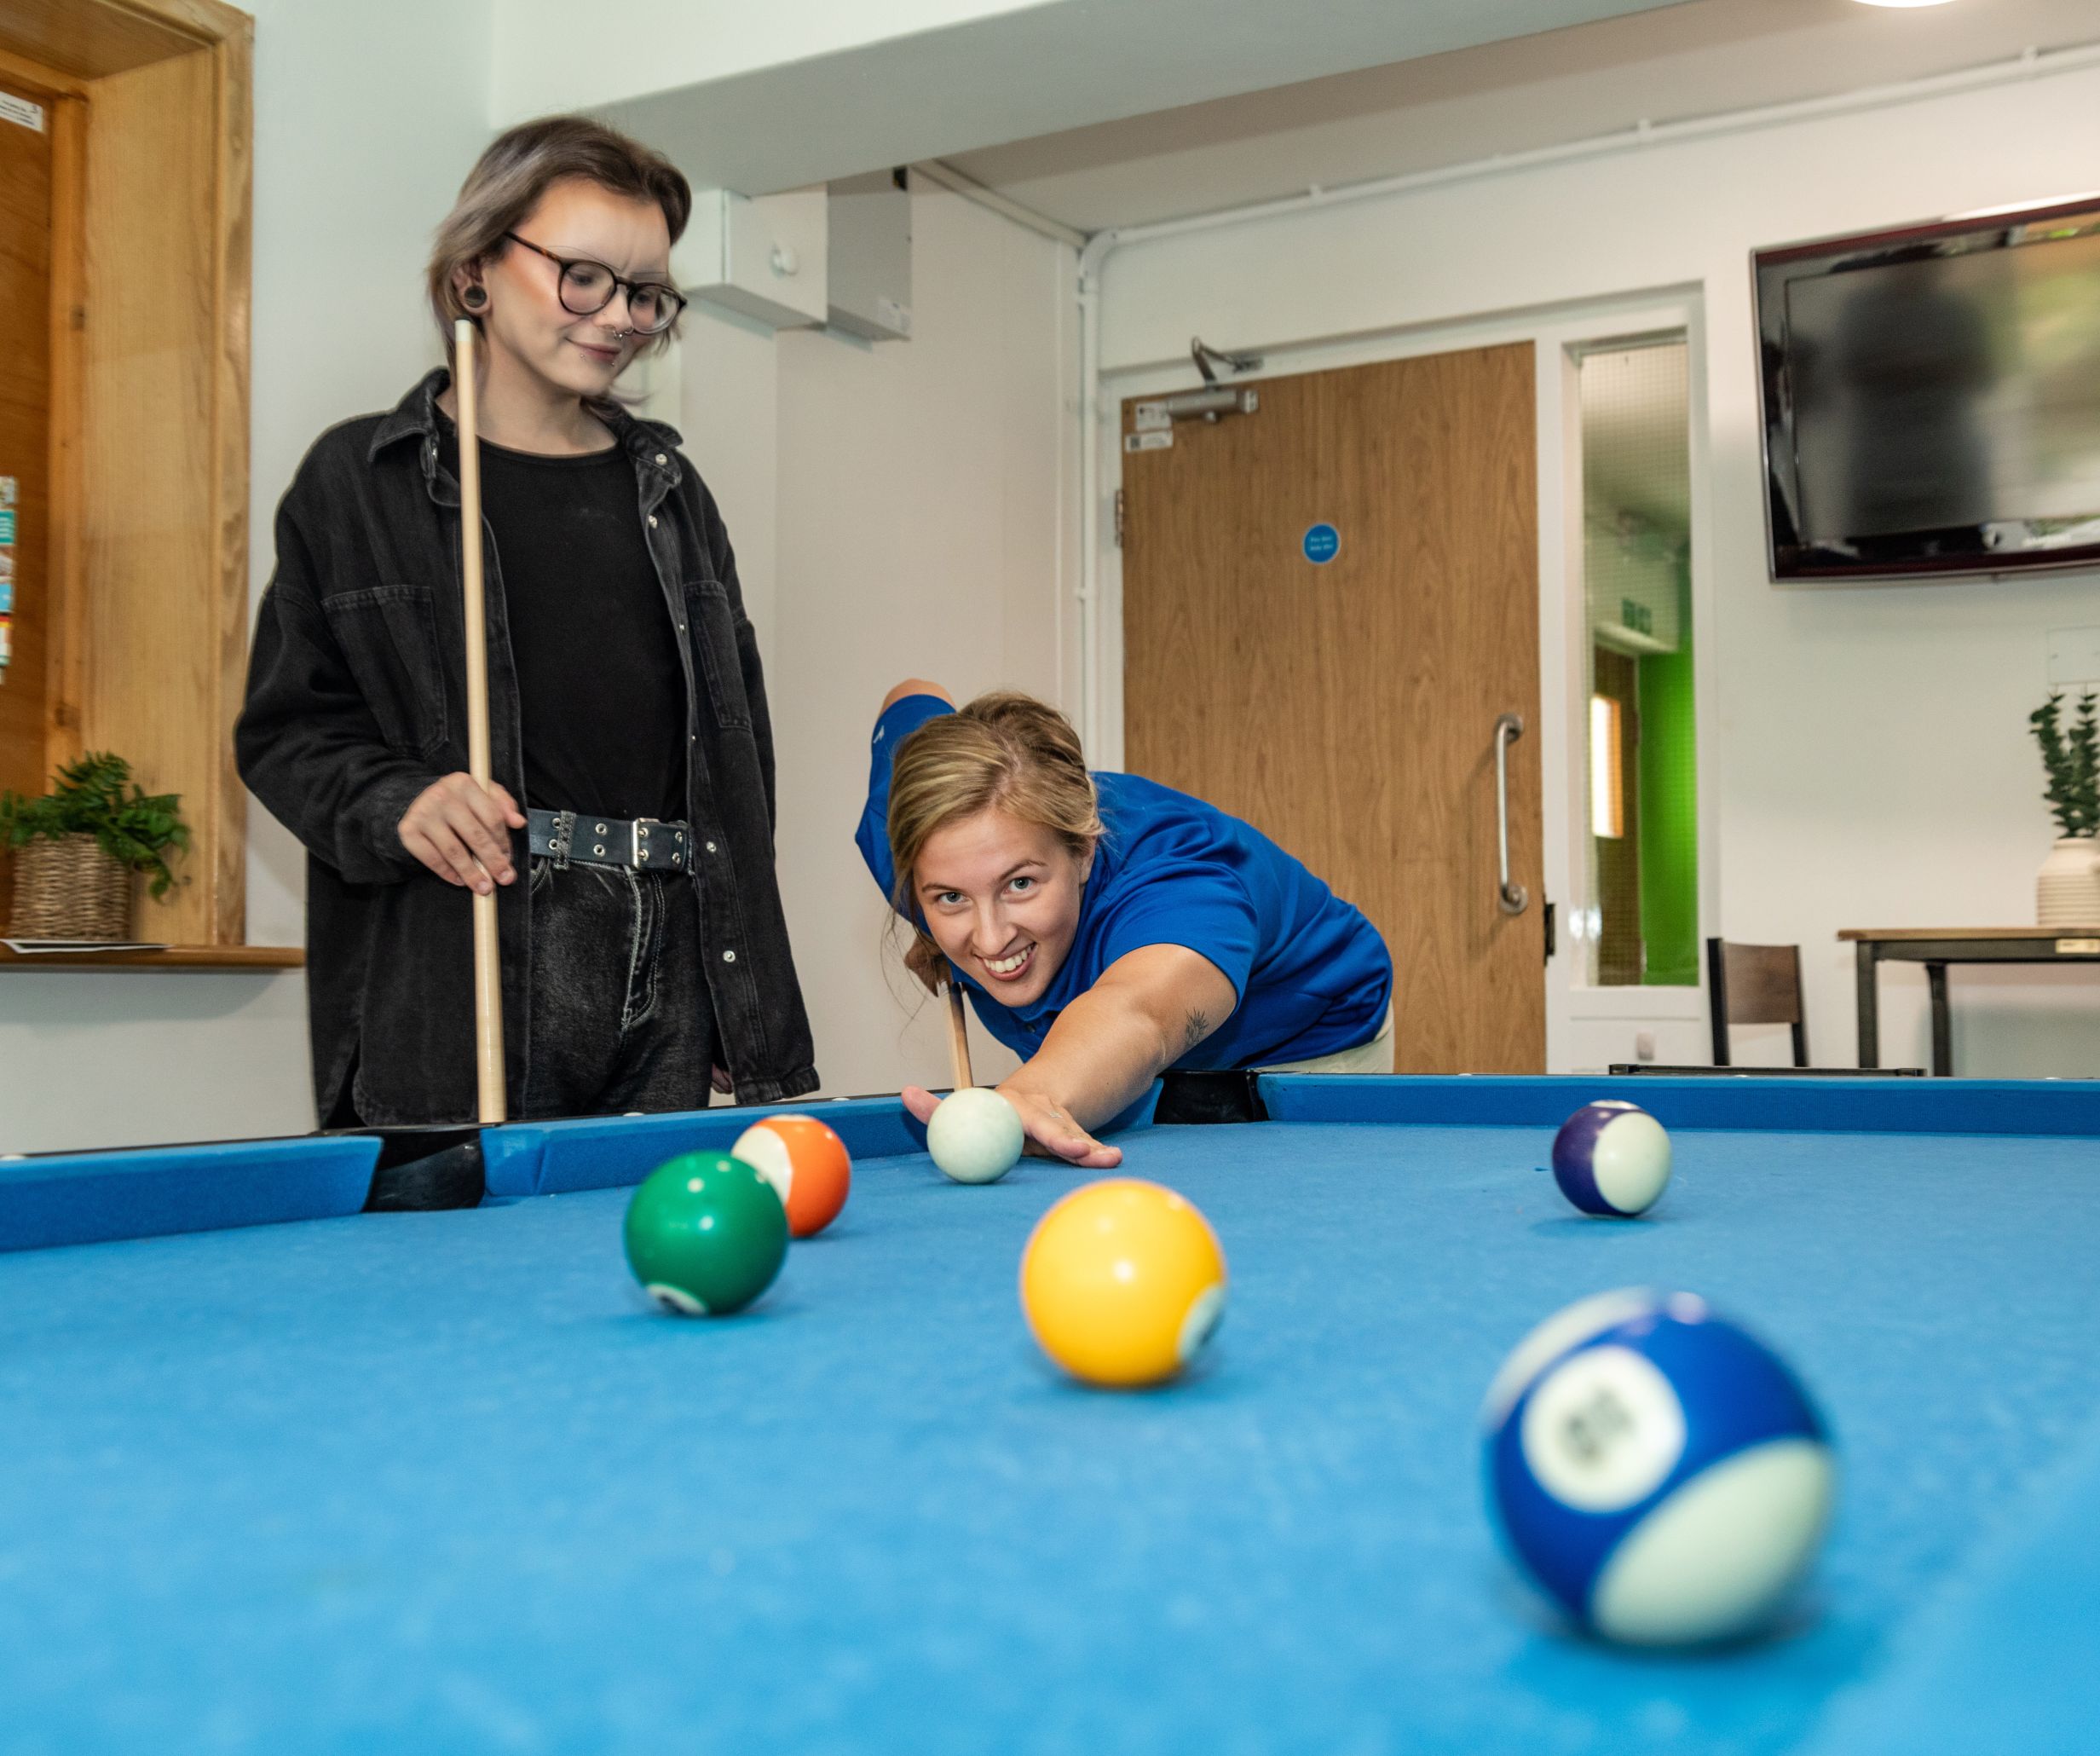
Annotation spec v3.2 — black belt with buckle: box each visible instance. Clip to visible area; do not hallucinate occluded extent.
[527,807,691,872]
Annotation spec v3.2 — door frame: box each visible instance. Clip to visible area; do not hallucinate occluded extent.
[0,0,256,949]
[1093,286,1719,1073]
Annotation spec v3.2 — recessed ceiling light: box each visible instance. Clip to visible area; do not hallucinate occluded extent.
[1852,0,1959,9]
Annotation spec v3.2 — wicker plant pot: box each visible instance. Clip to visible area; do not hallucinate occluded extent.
[5,834,134,940]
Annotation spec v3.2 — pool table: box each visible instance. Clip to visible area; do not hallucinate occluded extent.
[2,1074,2097,1754]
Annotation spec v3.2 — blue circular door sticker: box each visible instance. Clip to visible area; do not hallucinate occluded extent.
[1302,522,1340,564]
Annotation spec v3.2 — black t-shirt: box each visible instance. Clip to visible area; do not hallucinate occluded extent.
[441,417,686,823]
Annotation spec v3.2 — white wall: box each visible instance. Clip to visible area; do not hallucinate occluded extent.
[1094,61,2100,1077]
[570,183,1081,1104]
[0,0,494,1154]
[587,180,1082,1104]
[243,0,499,949]
[675,313,780,644]
[759,184,1079,1098]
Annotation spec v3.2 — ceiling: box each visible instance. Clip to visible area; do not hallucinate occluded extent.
[945,0,2100,233]
[602,0,1693,202]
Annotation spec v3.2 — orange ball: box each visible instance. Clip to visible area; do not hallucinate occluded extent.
[731,1115,852,1239]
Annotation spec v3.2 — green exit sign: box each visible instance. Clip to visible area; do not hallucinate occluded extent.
[1620,596,1653,637]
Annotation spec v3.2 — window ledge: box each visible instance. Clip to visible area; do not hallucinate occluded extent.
[0,946,302,971]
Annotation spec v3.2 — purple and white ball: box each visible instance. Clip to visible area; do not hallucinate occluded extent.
[1552,1100,1672,1217]
[1481,1288,1836,1646]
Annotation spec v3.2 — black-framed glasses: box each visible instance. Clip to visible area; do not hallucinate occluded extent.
[503,233,685,335]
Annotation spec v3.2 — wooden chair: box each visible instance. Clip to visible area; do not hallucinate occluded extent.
[1706,939,1809,1068]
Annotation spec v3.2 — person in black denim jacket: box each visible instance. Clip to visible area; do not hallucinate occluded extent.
[237,117,817,1127]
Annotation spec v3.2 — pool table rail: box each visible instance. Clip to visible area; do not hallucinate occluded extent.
[8,1073,2097,1262]
[1257,1074,2100,1138]
[0,1134,382,1254]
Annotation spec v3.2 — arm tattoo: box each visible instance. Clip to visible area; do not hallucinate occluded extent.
[1181,1008,1212,1054]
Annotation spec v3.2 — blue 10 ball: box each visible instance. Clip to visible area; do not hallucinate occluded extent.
[1482,1288,1836,1646]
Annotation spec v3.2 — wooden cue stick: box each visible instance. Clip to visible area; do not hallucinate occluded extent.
[454,317,507,1125]
[945,974,974,1093]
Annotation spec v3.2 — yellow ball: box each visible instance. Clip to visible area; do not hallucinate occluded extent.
[1019,1178,1228,1388]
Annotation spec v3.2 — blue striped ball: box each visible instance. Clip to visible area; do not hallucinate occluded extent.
[1553,1100,1672,1216]
[1482,1288,1836,1646]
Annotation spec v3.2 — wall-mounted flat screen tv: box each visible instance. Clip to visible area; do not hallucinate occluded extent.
[1756,194,2100,582]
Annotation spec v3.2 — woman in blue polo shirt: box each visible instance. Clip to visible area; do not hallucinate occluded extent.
[857,681,1393,1167]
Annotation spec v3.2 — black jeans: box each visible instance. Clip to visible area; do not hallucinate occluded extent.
[522,858,716,1119]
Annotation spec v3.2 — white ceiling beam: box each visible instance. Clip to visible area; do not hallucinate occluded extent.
[491,0,1688,195]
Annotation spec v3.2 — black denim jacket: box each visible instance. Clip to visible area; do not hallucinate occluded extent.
[236,369,819,1124]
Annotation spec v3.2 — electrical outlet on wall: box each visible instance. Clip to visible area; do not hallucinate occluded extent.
[1634,1031,1658,1063]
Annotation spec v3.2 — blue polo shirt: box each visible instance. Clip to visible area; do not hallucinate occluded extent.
[856,695,1393,1071]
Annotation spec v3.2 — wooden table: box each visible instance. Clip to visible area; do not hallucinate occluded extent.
[1839,927,2100,1076]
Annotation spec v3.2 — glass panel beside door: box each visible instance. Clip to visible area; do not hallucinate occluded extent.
[1575,337,1699,989]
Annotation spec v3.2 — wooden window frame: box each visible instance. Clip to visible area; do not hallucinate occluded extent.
[0,0,254,953]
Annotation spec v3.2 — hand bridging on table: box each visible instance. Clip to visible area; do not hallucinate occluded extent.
[397,772,527,894]
[901,1085,1123,1170]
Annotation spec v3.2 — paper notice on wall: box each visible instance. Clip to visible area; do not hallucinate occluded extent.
[0,476,12,683]
[0,93,43,133]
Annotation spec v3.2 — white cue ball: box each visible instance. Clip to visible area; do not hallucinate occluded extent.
[926,1087,1025,1185]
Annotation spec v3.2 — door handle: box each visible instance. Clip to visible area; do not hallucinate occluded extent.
[1494,713,1527,916]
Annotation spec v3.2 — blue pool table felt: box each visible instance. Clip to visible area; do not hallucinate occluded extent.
[1,1117,2096,1754]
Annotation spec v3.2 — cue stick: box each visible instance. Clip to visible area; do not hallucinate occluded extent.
[454,317,507,1125]
[945,973,974,1093]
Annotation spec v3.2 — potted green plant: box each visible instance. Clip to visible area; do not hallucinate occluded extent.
[0,753,189,941]
[2030,690,2100,927]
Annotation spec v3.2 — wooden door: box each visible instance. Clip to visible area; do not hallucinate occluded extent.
[0,72,55,929]
[1121,344,1544,1072]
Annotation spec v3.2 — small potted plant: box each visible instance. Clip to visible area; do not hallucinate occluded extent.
[0,753,189,942]
[2030,690,2100,927]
